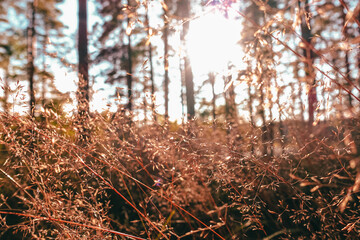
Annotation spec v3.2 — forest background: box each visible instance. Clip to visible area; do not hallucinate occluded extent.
[0,0,360,239]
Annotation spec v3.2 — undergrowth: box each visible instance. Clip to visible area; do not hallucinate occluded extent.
[0,110,359,239]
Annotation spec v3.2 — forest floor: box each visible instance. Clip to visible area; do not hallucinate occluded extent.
[0,112,359,239]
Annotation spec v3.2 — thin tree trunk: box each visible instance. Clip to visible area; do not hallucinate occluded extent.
[289,83,295,117]
[143,87,147,124]
[247,82,254,154]
[298,81,305,122]
[247,83,254,125]
[78,0,90,142]
[148,42,156,120]
[3,66,9,114]
[259,83,268,156]
[298,0,317,127]
[209,72,216,123]
[293,61,305,122]
[42,27,48,106]
[340,3,353,108]
[126,16,133,112]
[145,5,156,121]
[228,79,237,120]
[267,86,274,157]
[349,7,360,153]
[183,40,195,118]
[223,76,230,122]
[344,51,352,109]
[163,8,169,120]
[224,72,237,133]
[179,54,185,122]
[27,0,37,117]
[180,0,195,119]
[276,82,285,152]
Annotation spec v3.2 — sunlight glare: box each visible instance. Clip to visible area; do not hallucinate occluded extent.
[53,67,77,93]
[187,10,242,76]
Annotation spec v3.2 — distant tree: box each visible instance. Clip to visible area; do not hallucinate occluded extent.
[0,0,66,115]
[209,72,216,123]
[298,0,317,126]
[340,1,353,108]
[223,64,237,126]
[291,61,305,122]
[0,28,27,114]
[0,42,12,113]
[94,0,127,101]
[196,72,217,124]
[177,0,195,119]
[95,0,143,114]
[36,0,67,107]
[125,0,134,111]
[247,83,255,153]
[162,0,170,120]
[144,1,156,120]
[0,0,26,113]
[0,52,10,113]
[240,0,278,155]
[78,0,90,141]
[27,0,37,116]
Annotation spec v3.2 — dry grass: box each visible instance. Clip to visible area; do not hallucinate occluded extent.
[0,109,359,239]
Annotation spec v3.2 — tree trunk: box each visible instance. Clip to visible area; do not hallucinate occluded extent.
[163,8,169,120]
[179,0,195,119]
[223,72,237,133]
[268,123,274,157]
[267,86,274,157]
[228,77,237,120]
[275,80,286,152]
[179,54,185,122]
[259,83,268,156]
[209,72,216,123]
[3,66,9,114]
[298,81,305,122]
[247,82,254,153]
[145,6,156,121]
[298,0,317,127]
[42,27,48,106]
[143,89,147,124]
[340,3,353,108]
[78,0,90,141]
[293,61,305,122]
[27,0,37,117]
[247,83,254,125]
[182,29,195,119]
[126,16,133,112]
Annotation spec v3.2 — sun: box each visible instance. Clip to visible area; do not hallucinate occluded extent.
[186,8,243,76]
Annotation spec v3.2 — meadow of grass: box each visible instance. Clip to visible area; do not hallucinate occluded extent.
[0,108,359,239]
